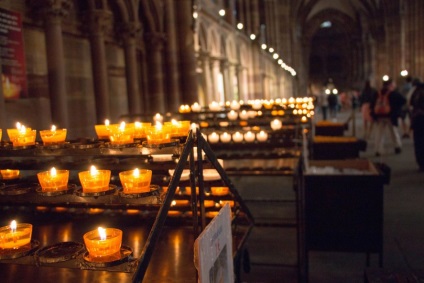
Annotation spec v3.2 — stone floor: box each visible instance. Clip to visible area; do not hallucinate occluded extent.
[238,108,424,283]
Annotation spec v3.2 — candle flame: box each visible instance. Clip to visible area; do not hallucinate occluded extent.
[98,227,107,241]
[19,125,26,134]
[104,119,110,126]
[119,121,126,131]
[133,168,140,177]
[50,167,57,177]
[51,125,56,131]
[155,122,162,130]
[16,122,21,130]
[171,200,176,206]
[10,220,17,232]
[135,121,141,128]
[90,165,98,176]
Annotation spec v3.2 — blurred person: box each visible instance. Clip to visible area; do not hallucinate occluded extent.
[371,79,406,156]
[359,80,378,139]
[399,75,413,137]
[409,79,424,171]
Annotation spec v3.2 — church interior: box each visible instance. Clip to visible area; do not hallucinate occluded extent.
[0,0,423,282]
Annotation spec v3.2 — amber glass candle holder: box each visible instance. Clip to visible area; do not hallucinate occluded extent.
[7,128,36,147]
[0,221,32,249]
[94,119,113,140]
[146,124,171,144]
[119,169,152,194]
[0,129,2,141]
[37,168,69,192]
[109,123,134,145]
[83,227,122,258]
[40,128,67,145]
[133,122,151,139]
[78,166,111,193]
[0,169,20,180]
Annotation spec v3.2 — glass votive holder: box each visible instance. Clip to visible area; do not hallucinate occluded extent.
[13,130,37,147]
[256,131,268,142]
[37,168,69,192]
[109,125,134,145]
[0,221,32,249]
[119,169,152,194]
[83,227,122,258]
[0,129,2,141]
[78,167,111,193]
[146,124,171,144]
[0,169,20,180]
[232,132,243,143]
[133,122,151,139]
[94,120,112,140]
[40,128,67,145]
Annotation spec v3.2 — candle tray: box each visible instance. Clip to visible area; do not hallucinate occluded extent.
[0,240,40,260]
[118,184,161,199]
[36,142,71,150]
[75,184,117,197]
[0,182,37,195]
[82,245,133,268]
[35,241,85,264]
[35,184,77,196]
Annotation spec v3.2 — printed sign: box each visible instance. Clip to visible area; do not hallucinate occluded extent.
[0,7,27,99]
[194,203,234,283]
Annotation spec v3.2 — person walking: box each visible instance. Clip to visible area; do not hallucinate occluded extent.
[371,79,406,156]
[409,79,424,171]
[359,80,378,139]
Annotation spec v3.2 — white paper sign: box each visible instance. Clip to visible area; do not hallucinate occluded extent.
[194,203,234,283]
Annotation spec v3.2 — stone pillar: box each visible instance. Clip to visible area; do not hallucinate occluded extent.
[145,33,166,114]
[237,65,247,101]
[36,0,72,128]
[121,22,142,116]
[164,0,181,112]
[221,60,230,101]
[228,63,237,101]
[201,54,213,105]
[175,0,198,104]
[211,59,221,102]
[0,57,5,128]
[87,9,112,123]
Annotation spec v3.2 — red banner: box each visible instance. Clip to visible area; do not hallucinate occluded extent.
[0,7,27,99]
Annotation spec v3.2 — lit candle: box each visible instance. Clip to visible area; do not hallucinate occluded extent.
[37,167,69,192]
[179,104,190,113]
[220,132,231,143]
[239,110,249,120]
[0,129,2,141]
[252,99,262,110]
[248,110,257,118]
[227,110,238,120]
[119,168,152,194]
[78,166,111,193]
[109,122,134,145]
[191,102,202,112]
[0,220,32,249]
[40,125,67,145]
[270,119,282,130]
[244,131,255,142]
[232,131,243,143]
[94,119,111,140]
[153,113,163,123]
[230,100,240,110]
[256,131,268,142]
[83,227,122,258]
[146,122,171,144]
[209,101,221,111]
[208,132,219,143]
[0,169,20,180]
[133,121,151,139]
[301,116,308,123]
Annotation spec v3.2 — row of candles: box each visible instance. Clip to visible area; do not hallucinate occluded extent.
[179,97,315,113]
[0,219,122,260]
[0,119,191,147]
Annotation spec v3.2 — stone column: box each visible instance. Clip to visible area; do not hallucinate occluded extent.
[0,57,5,128]
[121,22,142,116]
[164,0,181,112]
[145,32,166,114]
[221,60,230,101]
[201,54,213,105]
[211,59,221,102]
[87,9,112,123]
[175,0,198,104]
[228,63,238,100]
[36,0,72,128]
